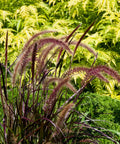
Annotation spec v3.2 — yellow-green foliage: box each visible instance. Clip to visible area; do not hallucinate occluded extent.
[0,3,50,65]
[0,0,120,99]
[94,0,118,12]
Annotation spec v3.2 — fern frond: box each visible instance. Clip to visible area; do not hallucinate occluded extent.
[94,0,118,12]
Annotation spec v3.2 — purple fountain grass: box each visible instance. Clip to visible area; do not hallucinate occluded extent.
[22,30,57,52]
[71,41,97,57]
[73,20,96,57]
[35,44,59,78]
[79,139,98,144]
[56,103,75,129]
[64,67,90,77]
[1,23,120,143]
[88,65,120,82]
[5,31,8,92]
[12,50,31,86]
[56,24,81,64]
[13,37,73,85]
[64,65,120,84]
[65,82,77,93]
[32,43,37,83]
[80,65,120,85]
[43,77,70,115]
[87,72,109,83]
[33,38,73,54]
[43,77,77,94]
[52,102,75,139]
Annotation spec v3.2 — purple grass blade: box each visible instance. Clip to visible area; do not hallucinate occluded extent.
[32,43,37,83]
[77,122,118,144]
[0,65,6,114]
[73,20,96,58]
[91,52,98,67]
[3,117,7,144]
[0,63,7,100]
[42,117,65,137]
[18,117,64,144]
[32,44,37,105]
[65,24,81,43]
[0,69,7,142]
[22,116,34,122]
[56,24,81,67]
[5,31,8,91]
[0,63,12,76]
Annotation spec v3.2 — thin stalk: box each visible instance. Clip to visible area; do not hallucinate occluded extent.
[32,43,37,106]
[5,31,8,93]
[0,63,12,76]
[71,20,96,67]
[80,123,118,144]
[0,64,7,144]
[56,24,81,76]
[0,63,7,100]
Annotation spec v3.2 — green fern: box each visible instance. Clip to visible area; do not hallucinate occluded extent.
[0,4,50,65]
[94,0,118,12]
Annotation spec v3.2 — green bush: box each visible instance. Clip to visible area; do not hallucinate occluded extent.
[78,92,120,143]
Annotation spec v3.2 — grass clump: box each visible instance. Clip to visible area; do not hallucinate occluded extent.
[0,22,120,144]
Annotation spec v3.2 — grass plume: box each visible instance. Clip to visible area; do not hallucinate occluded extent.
[56,102,75,129]
[73,20,96,58]
[43,77,70,115]
[13,37,72,85]
[22,30,57,51]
